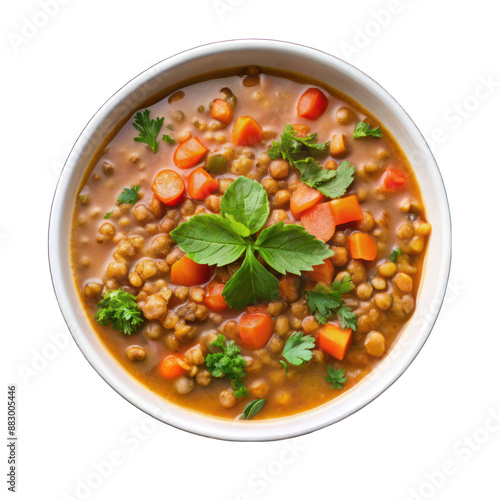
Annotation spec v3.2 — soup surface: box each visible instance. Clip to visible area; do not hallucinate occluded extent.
[71,66,431,421]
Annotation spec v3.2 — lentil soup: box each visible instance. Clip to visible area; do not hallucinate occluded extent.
[71,66,431,421]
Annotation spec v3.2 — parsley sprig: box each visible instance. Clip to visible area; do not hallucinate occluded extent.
[389,247,402,262]
[307,276,358,330]
[353,121,383,139]
[268,124,356,198]
[95,289,144,335]
[117,185,140,205]
[280,332,316,374]
[325,365,347,389]
[206,334,248,397]
[132,110,164,153]
[171,177,333,309]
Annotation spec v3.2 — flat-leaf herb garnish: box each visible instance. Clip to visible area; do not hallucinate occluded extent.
[117,185,140,205]
[353,121,383,139]
[171,177,333,309]
[280,332,316,374]
[307,276,358,330]
[325,365,347,389]
[388,247,402,263]
[241,399,266,420]
[267,124,356,198]
[132,109,164,153]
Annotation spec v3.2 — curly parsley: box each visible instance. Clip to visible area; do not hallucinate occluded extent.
[95,289,144,335]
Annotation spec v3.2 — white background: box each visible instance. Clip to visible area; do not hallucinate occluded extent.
[2,0,500,499]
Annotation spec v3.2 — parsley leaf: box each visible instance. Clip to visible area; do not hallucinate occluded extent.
[241,399,266,420]
[222,247,280,310]
[206,334,248,398]
[268,124,355,198]
[117,185,140,205]
[220,177,269,236]
[353,121,383,139]
[325,365,347,389]
[162,134,174,144]
[255,222,334,275]
[389,247,402,262]
[104,212,111,219]
[307,277,357,330]
[170,214,246,267]
[132,110,164,153]
[282,332,315,366]
[95,289,144,335]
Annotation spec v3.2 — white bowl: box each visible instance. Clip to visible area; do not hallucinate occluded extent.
[48,39,451,441]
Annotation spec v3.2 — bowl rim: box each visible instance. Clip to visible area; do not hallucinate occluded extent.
[48,38,452,441]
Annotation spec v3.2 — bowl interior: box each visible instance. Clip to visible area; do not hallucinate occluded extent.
[49,40,451,441]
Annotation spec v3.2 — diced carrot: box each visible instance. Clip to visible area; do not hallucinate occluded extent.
[304,259,334,283]
[203,282,229,313]
[186,167,218,200]
[348,232,378,261]
[211,98,233,125]
[292,124,310,137]
[290,182,325,219]
[173,137,208,169]
[329,134,348,156]
[301,202,336,242]
[329,195,363,225]
[297,88,329,120]
[159,356,187,378]
[171,256,210,286]
[232,116,264,146]
[238,306,274,350]
[152,170,185,206]
[381,167,406,189]
[318,324,352,360]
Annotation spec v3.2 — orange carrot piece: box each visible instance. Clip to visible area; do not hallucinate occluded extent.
[159,356,187,378]
[238,306,274,350]
[329,195,363,225]
[292,124,311,137]
[318,324,352,360]
[304,259,334,283]
[203,282,230,313]
[301,202,336,242]
[173,137,208,169]
[297,88,329,120]
[171,256,210,286]
[187,167,218,200]
[381,167,406,189]
[211,98,233,125]
[152,170,185,206]
[290,182,325,220]
[348,232,378,261]
[232,116,264,146]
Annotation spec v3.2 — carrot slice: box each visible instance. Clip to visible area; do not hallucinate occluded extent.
[329,195,363,225]
[348,233,378,261]
[211,98,233,125]
[290,182,325,220]
[297,88,329,120]
[173,137,208,169]
[203,282,229,313]
[301,202,336,242]
[187,167,218,200]
[171,256,210,286]
[318,324,352,360]
[381,167,406,189]
[232,116,264,146]
[152,170,185,206]
[304,259,334,283]
[238,306,274,350]
[159,356,187,378]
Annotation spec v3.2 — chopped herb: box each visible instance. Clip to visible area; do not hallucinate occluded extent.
[353,121,383,139]
[281,332,315,372]
[280,360,289,376]
[117,185,140,205]
[268,124,355,198]
[389,247,402,262]
[206,334,248,398]
[78,194,90,204]
[307,277,357,330]
[171,177,333,309]
[95,289,144,335]
[325,365,347,389]
[165,124,174,130]
[241,399,266,420]
[104,212,111,219]
[162,134,174,144]
[132,109,164,153]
